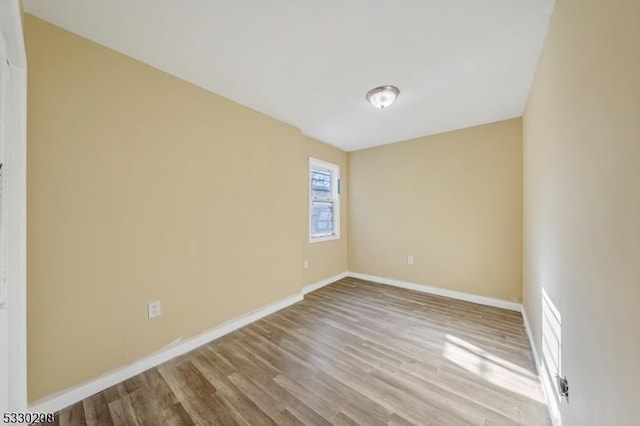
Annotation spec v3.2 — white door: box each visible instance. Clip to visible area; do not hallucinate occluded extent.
[0,0,27,413]
[0,28,9,414]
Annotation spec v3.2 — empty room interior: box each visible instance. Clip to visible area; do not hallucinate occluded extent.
[0,0,638,425]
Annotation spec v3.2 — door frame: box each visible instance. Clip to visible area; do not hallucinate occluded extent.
[0,0,27,413]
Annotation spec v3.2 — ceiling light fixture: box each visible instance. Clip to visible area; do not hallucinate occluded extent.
[366,85,400,110]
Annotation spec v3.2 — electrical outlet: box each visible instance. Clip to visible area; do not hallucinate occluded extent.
[407,255,414,265]
[147,300,162,319]
[555,374,569,402]
[303,260,309,269]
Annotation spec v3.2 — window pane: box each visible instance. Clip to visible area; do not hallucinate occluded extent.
[311,170,332,200]
[311,201,334,235]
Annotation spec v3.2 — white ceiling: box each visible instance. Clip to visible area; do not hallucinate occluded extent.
[23,0,555,151]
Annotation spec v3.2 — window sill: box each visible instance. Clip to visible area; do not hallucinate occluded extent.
[310,234,340,243]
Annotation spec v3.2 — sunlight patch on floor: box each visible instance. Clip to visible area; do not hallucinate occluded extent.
[443,334,545,403]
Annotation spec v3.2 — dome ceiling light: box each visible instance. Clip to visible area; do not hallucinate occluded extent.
[366,85,400,110]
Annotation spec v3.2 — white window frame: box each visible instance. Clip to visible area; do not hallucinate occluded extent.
[309,157,340,243]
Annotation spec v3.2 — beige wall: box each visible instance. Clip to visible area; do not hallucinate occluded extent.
[25,15,347,402]
[523,0,639,424]
[349,119,522,301]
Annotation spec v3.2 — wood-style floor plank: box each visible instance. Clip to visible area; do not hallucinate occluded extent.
[52,278,551,425]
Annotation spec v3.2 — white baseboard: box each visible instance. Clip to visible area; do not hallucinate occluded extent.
[347,272,521,312]
[28,271,350,414]
[521,306,561,426]
[302,271,348,295]
[28,292,303,414]
[350,272,559,424]
[28,271,554,425]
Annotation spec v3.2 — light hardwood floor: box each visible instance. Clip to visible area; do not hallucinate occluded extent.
[43,278,551,425]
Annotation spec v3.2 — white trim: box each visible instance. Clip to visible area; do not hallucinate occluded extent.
[347,272,521,311]
[522,304,561,426]
[29,292,303,414]
[302,271,348,295]
[349,271,558,424]
[6,65,27,415]
[0,32,7,418]
[309,157,340,243]
[28,270,351,413]
[309,233,340,244]
[0,0,28,415]
[26,271,557,425]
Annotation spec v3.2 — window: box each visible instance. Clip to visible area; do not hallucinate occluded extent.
[309,158,340,242]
